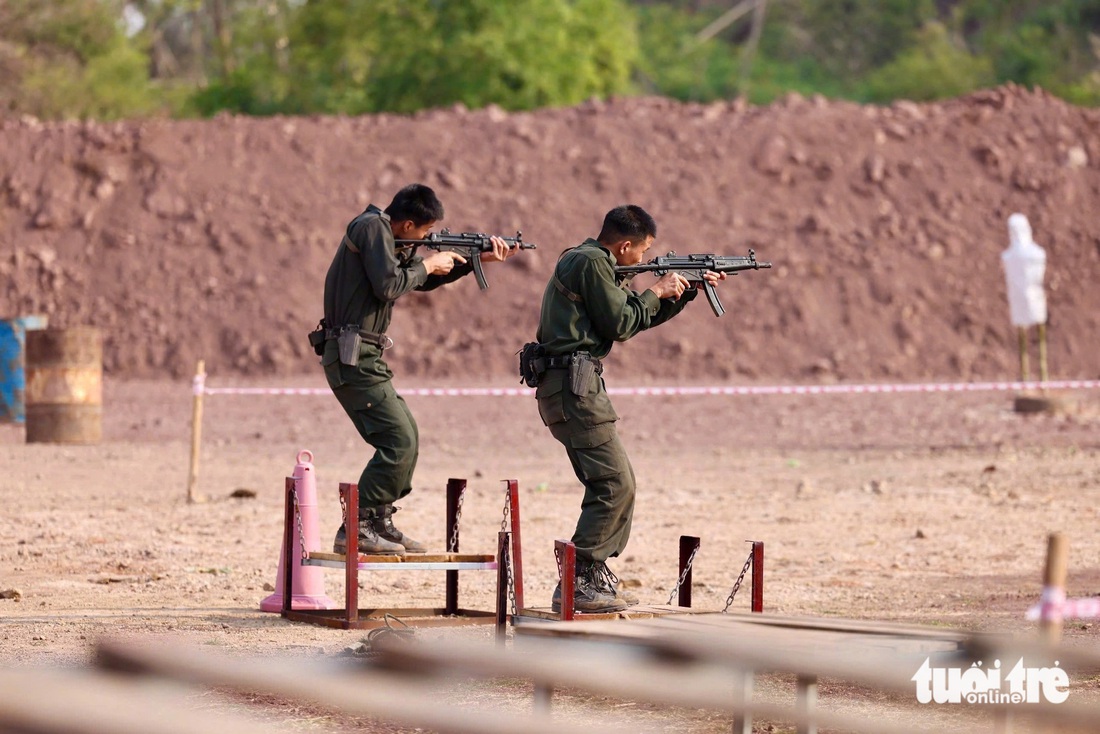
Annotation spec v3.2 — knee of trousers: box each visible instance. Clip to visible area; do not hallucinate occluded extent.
[562,424,634,489]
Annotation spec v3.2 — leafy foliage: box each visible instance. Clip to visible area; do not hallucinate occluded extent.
[0,0,160,119]
[863,22,995,102]
[2,0,1099,119]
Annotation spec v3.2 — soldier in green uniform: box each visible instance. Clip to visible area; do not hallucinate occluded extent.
[529,205,725,612]
[321,183,517,555]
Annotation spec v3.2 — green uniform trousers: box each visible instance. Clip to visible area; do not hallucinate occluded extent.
[324,358,418,509]
[535,368,635,563]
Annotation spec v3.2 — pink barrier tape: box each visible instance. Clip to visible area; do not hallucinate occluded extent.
[199,379,1100,398]
[1027,591,1100,621]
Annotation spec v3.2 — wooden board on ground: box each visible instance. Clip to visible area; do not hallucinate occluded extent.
[515,611,964,658]
[308,551,495,564]
[515,604,697,622]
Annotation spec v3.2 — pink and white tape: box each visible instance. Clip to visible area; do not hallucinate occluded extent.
[1027,587,1100,621]
[193,376,1099,398]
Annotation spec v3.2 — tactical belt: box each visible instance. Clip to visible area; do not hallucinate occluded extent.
[544,353,603,374]
[325,326,392,350]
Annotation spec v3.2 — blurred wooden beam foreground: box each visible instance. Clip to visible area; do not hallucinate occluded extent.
[3,609,1100,734]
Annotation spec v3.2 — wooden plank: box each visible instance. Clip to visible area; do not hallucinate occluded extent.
[0,669,291,734]
[512,621,1100,730]
[516,604,693,622]
[374,636,971,734]
[308,551,495,564]
[716,612,969,641]
[94,638,641,734]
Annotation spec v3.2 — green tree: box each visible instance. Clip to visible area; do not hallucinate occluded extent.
[787,0,939,81]
[0,0,160,119]
[635,4,740,101]
[197,0,638,115]
[863,21,995,102]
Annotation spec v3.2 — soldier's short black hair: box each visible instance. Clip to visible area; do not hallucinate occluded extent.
[385,184,444,225]
[597,205,656,244]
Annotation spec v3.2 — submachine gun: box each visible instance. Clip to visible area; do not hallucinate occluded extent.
[614,249,772,317]
[395,229,536,290]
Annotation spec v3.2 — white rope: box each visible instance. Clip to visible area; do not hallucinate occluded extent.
[198,379,1100,398]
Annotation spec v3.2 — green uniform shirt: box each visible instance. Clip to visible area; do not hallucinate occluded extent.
[322,204,471,382]
[536,238,697,359]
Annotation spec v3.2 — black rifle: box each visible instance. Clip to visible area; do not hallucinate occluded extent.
[614,249,772,317]
[394,229,536,290]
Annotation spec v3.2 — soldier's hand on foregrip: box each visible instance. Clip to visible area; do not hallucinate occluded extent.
[479,235,514,263]
[422,250,467,275]
[648,272,690,300]
[698,270,727,287]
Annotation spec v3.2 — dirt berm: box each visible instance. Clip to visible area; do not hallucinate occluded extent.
[2,84,1098,383]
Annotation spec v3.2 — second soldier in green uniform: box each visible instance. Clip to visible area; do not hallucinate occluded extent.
[526,205,725,612]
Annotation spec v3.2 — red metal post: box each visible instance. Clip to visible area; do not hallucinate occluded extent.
[678,535,701,608]
[751,541,764,613]
[555,539,576,621]
[281,477,294,615]
[342,482,359,624]
[506,479,525,612]
[445,478,465,615]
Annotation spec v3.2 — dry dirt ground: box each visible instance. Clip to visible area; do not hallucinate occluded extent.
[2,376,1099,732]
[4,81,1100,732]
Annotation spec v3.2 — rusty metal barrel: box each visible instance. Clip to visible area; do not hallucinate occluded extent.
[25,327,103,444]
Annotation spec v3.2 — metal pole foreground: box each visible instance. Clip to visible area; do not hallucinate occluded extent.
[678,535,701,608]
[446,478,465,615]
[281,477,294,614]
[496,531,510,638]
[505,479,525,612]
[555,540,576,621]
[344,482,360,625]
[751,541,764,614]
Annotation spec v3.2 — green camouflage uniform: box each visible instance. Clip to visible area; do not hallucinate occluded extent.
[322,204,472,509]
[535,238,697,562]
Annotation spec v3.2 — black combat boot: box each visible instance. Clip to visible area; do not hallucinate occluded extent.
[333,508,405,556]
[369,504,426,553]
[551,559,628,613]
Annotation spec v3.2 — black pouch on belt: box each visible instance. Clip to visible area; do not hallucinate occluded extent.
[337,327,362,366]
[308,320,327,357]
[518,342,545,388]
[569,352,597,396]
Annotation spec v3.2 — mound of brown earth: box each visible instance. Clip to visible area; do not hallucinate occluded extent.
[2,84,1098,383]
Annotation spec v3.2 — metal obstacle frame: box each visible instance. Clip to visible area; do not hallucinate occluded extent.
[513,535,764,622]
[280,477,521,631]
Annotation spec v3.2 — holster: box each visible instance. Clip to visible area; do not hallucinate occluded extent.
[337,327,362,366]
[569,352,597,396]
[517,342,545,388]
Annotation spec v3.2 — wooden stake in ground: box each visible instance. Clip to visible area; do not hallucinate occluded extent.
[187,360,207,504]
[1040,532,1068,644]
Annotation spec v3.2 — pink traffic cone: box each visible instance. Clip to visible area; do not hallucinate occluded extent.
[260,449,337,612]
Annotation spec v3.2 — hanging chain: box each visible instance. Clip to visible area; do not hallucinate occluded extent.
[448,488,465,553]
[339,488,348,525]
[292,484,308,561]
[502,545,518,618]
[722,545,755,613]
[666,545,700,606]
[500,485,518,617]
[499,488,510,535]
